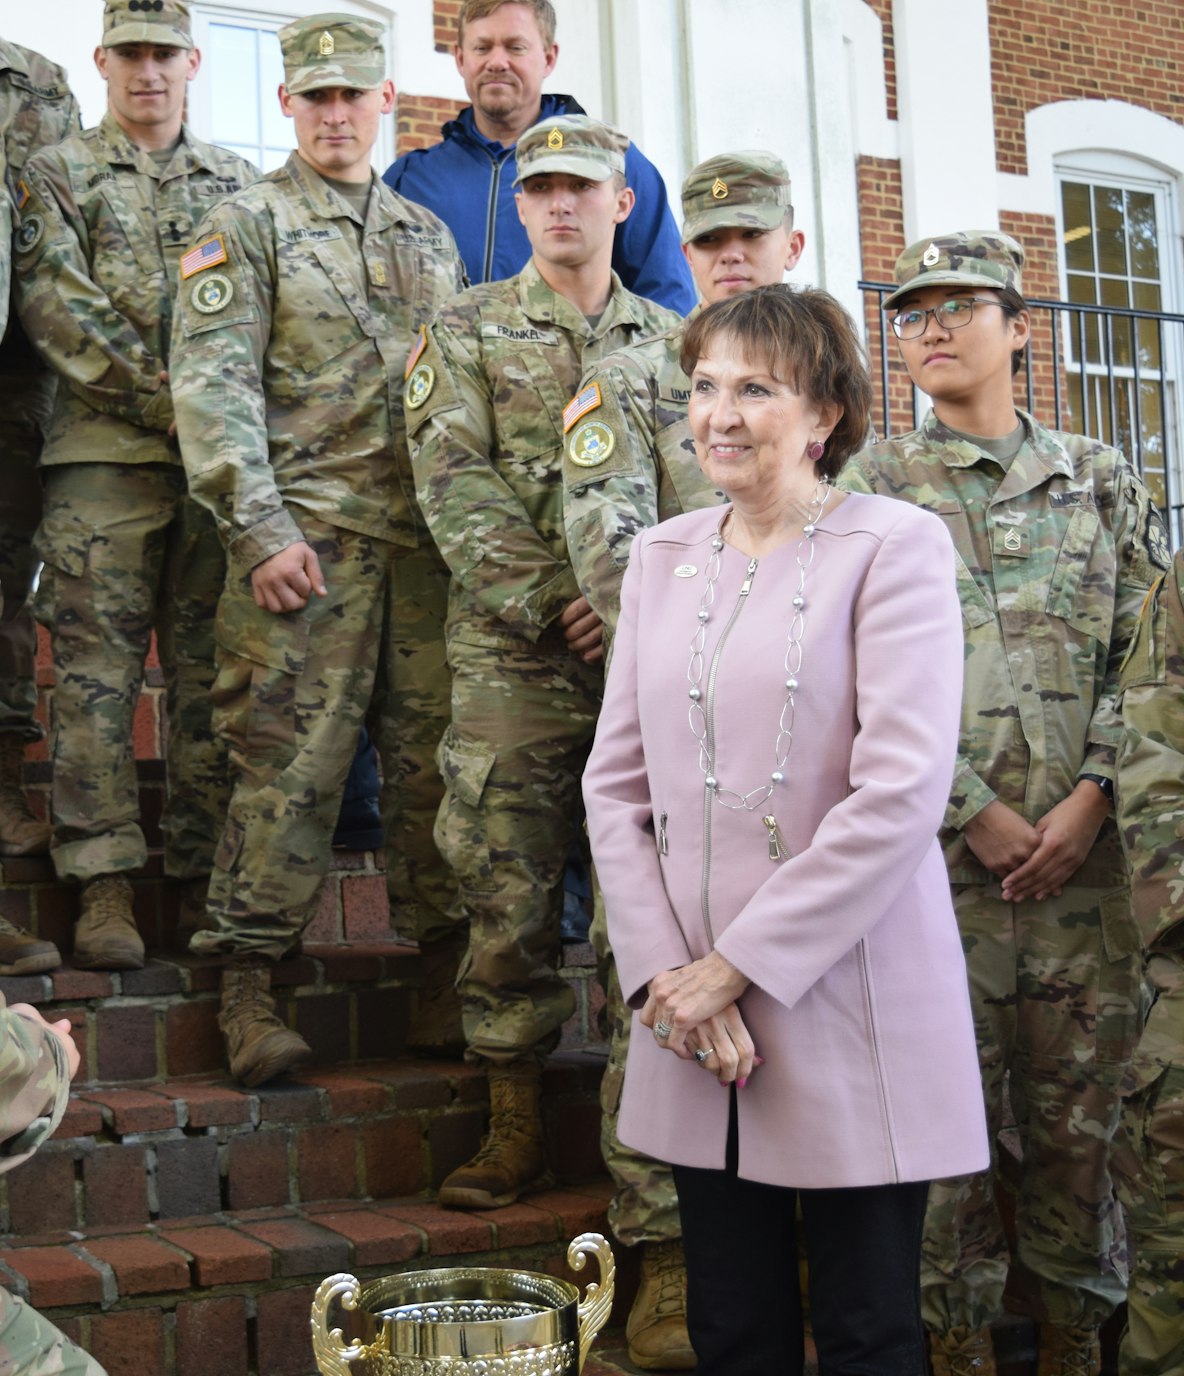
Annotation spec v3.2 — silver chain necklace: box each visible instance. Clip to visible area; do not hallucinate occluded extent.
[687,480,830,857]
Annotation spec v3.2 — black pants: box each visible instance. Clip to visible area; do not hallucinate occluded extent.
[672,1097,930,1375]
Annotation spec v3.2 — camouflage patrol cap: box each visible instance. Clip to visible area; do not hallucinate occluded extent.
[102,0,193,49]
[514,115,629,185]
[279,13,386,95]
[883,229,1026,310]
[681,151,792,244]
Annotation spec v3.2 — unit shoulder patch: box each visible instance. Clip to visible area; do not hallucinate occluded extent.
[568,418,615,468]
[191,272,235,314]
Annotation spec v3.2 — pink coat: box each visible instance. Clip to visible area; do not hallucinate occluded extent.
[583,492,989,1189]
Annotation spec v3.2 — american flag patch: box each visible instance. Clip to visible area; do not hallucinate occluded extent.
[562,382,602,434]
[404,325,428,380]
[15,179,30,211]
[180,234,228,280]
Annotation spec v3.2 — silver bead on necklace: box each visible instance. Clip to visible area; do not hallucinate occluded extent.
[687,479,831,826]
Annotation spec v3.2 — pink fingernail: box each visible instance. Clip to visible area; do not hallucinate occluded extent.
[736,1076,748,1089]
[753,1056,765,1066]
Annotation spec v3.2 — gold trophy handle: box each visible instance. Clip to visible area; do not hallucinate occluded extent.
[310,1273,367,1376]
[569,1232,615,1372]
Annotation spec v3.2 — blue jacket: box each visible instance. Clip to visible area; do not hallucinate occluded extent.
[383,93,696,313]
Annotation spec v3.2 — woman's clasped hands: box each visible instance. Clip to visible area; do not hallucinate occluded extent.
[640,950,761,1087]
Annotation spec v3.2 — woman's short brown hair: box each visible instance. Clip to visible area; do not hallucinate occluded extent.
[679,285,873,480]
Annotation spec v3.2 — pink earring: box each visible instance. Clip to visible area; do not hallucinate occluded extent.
[807,441,825,462]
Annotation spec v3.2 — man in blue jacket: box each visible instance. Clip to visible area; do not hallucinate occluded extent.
[383,0,694,313]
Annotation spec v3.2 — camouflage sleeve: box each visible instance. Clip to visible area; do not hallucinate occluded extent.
[0,996,70,1174]
[1116,558,1184,957]
[562,356,661,633]
[407,309,579,640]
[11,153,173,432]
[1084,459,1172,783]
[170,207,305,570]
[833,450,877,496]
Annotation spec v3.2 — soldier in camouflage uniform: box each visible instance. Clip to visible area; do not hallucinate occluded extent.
[11,0,254,970]
[0,39,80,976]
[169,14,465,1087]
[562,150,802,1371]
[0,994,105,1374]
[840,230,1170,1376]
[407,115,676,1212]
[1113,547,1184,1376]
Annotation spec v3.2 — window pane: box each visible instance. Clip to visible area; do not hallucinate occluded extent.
[260,32,290,151]
[1128,191,1159,279]
[208,24,260,149]
[1061,181,1094,272]
[1093,184,1128,277]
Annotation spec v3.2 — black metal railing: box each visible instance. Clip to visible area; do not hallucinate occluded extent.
[860,281,1184,549]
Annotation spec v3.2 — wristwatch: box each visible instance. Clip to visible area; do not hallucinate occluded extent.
[1080,773,1115,802]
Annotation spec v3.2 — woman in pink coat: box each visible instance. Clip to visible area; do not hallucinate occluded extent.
[582,286,989,1375]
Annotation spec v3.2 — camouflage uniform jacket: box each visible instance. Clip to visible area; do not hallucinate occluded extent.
[0,39,79,350]
[563,314,722,635]
[12,113,256,464]
[1116,549,1184,1053]
[0,994,70,1175]
[407,259,678,650]
[842,408,1169,885]
[170,152,464,573]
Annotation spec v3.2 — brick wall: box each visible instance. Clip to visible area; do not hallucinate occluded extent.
[856,155,916,438]
[395,93,467,156]
[862,0,898,123]
[1000,210,1065,424]
[989,0,1184,176]
[435,0,461,52]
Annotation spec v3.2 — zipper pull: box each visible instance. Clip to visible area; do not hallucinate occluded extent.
[658,811,668,856]
[763,814,788,861]
[739,558,758,595]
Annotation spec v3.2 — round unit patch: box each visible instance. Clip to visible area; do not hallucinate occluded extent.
[14,214,44,254]
[568,419,615,468]
[405,363,435,410]
[191,273,235,314]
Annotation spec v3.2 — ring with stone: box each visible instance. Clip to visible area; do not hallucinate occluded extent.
[654,1020,673,1040]
[694,1047,714,1064]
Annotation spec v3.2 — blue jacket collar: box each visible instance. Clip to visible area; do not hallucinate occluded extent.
[442,92,584,154]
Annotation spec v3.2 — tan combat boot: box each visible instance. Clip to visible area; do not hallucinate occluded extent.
[0,734,51,856]
[219,957,312,1088]
[406,932,466,1058]
[0,917,61,975]
[73,875,145,970]
[626,1239,696,1371]
[1036,1326,1100,1375]
[438,1062,552,1209]
[929,1325,998,1376]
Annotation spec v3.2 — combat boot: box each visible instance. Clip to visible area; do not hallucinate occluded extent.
[0,734,51,856]
[174,876,216,951]
[73,875,145,970]
[626,1239,696,1371]
[1036,1326,1100,1375]
[0,917,61,975]
[438,1062,552,1208]
[406,932,466,1058]
[929,1325,998,1376]
[219,957,312,1088]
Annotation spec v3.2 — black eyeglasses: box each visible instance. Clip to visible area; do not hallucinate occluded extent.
[889,297,1004,340]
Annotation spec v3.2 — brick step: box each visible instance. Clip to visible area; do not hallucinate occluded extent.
[1,1054,606,1237]
[0,1180,620,1376]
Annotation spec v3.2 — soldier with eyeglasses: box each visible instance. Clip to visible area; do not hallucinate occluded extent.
[840,229,1170,1376]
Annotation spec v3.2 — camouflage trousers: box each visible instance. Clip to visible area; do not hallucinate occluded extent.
[1113,970,1184,1375]
[596,937,683,1247]
[922,883,1139,1335]
[192,516,453,960]
[0,1286,104,1375]
[0,346,54,742]
[437,631,601,1066]
[33,462,231,883]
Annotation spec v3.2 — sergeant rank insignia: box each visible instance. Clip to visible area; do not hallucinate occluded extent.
[922,242,940,266]
[547,127,564,149]
[319,30,335,55]
[568,419,615,468]
[711,177,728,200]
[191,273,235,314]
[405,363,435,410]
